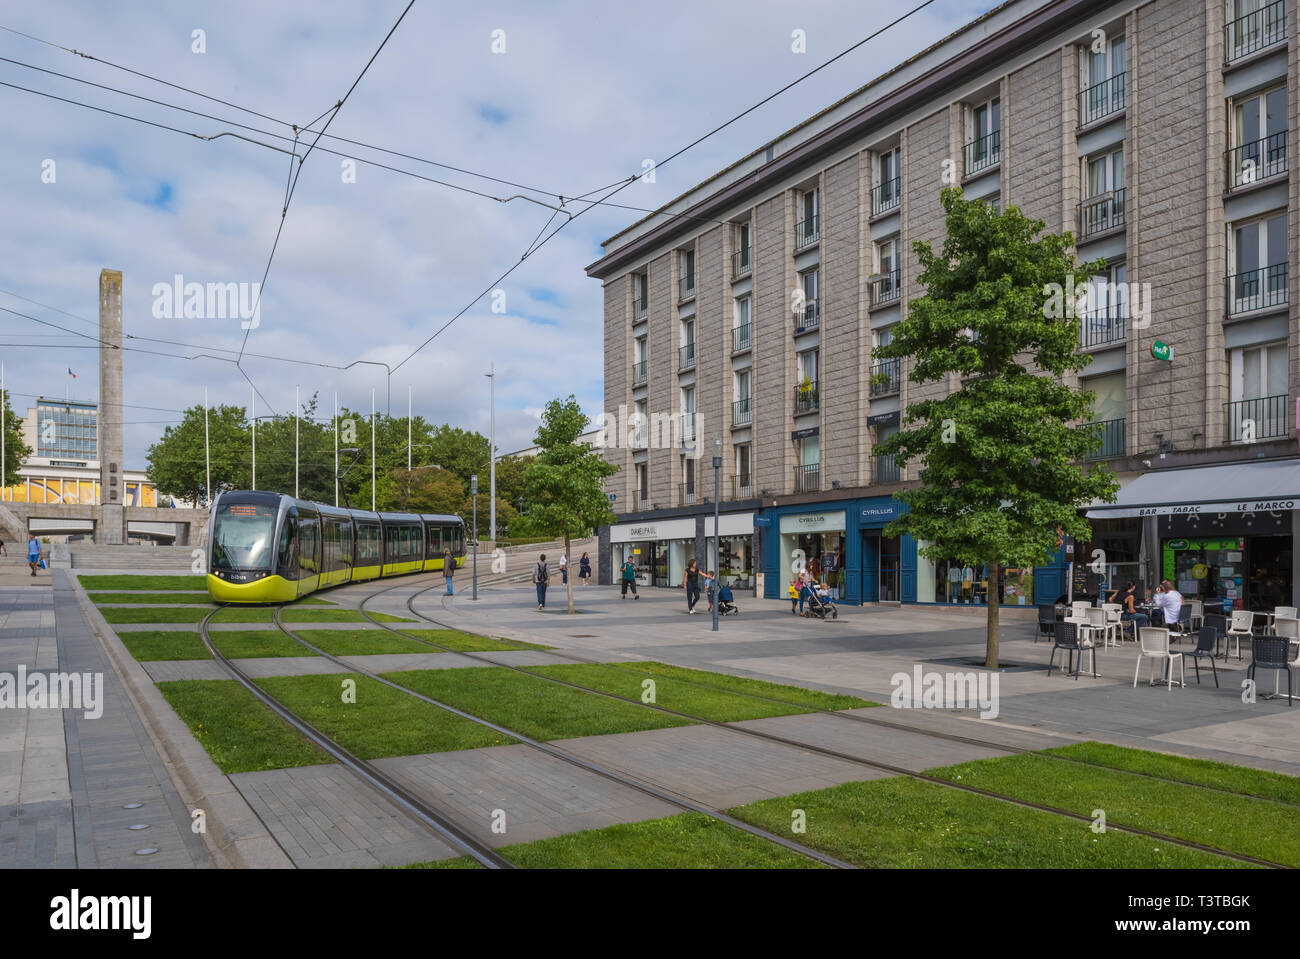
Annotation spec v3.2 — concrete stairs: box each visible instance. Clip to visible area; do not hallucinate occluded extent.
[70,544,198,570]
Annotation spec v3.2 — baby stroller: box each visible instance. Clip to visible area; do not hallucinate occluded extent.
[804,586,838,620]
[716,585,739,616]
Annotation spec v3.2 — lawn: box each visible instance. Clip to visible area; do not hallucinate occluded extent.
[79,574,207,590]
[100,606,412,625]
[255,673,515,758]
[282,608,413,623]
[211,630,317,659]
[1046,742,1300,806]
[406,813,821,869]
[383,667,694,741]
[292,628,439,656]
[157,679,332,774]
[530,661,874,722]
[396,629,552,652]
[101,606,219,624]
[117,630,209,661]
[89,591,333,605]
[730,777,1237,868]
[927,751,1296,866]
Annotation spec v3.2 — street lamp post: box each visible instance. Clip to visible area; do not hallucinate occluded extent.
[712,438,721,633]
[471,474,478,601]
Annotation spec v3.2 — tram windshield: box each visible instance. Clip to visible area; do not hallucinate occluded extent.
[212,502,277,570]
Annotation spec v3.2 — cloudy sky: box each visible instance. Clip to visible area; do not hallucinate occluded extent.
[0,0,991,467]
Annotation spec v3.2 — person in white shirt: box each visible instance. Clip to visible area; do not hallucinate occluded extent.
[559,553,568,585]
[1153,579,1183,628]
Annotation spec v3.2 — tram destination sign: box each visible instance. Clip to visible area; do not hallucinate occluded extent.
[1135,499,1296,516]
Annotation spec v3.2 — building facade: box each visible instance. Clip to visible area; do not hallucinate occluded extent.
[589,0,1300,609]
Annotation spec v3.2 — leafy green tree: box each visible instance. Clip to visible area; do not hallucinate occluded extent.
[390,466,463,514]
[148,404,250,504]
[874,188,1120,667]
[518,396,618,613]
[0,388,31,487]
[253,393,335,502]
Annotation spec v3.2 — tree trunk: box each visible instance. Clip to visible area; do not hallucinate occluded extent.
[565,532,575,614]
[986,562,1000,668]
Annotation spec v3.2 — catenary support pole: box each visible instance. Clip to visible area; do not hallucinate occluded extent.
[204,387,210,506]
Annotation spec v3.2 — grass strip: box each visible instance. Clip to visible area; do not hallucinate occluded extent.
[101,606,412,625]
[927,752,1296,866]
[117,630,209,661]
[404,813,821,869]
[157,679,332,774]
[255,673,514,758]
[1045,742,1300,807]
[79,574,206,590]
[292,629,437,656]
[281,608,413,623]
[383,666,693,741]
[731,777,1238,868]
[532,661,874,722]
[395,628,552,651]
[102,606,218,624]
[211,630,319,659]
[88,591,332,605]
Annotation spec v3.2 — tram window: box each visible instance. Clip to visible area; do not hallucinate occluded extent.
[277,518,295,572]
[339,523,353,565]
[299,520,319,574]
[358,526,379,564]
[428,526,442,556]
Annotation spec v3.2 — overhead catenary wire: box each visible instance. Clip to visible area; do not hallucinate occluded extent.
[390,0,938,372]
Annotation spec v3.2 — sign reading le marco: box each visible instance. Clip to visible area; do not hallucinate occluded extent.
[1137,500,1297,516]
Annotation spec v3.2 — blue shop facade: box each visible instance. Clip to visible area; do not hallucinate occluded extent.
[759,494,1069,607]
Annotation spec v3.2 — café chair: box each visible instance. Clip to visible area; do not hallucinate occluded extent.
[1048,621,1096,680]
[1184,626,1219,688]
[1135,627,1183,690]
[1035,604,1056,643]
[1188,599,1204,631]
[1248,637,1293,708]
[1225,610,1254,662]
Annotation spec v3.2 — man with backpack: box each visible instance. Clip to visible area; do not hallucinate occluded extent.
[532,553,550,610]
[27,533,42,578]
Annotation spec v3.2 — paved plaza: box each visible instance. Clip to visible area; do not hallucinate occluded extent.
[2,568,1298,868]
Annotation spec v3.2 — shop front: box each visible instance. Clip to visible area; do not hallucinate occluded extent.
[703,512,756,591]
[779,510,847,598]
[1085,458,1300,610]
[609,517,698,588]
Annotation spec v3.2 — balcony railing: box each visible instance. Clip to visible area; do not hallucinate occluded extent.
[1226,263,1289,315]
[679,482,697,505]
[679,412,696,442]
[1226,130,1288,190]
[733,474,753,499]
[633,295,647,320]
[963,130,1001,176]
[732,397,752,426]
[636,487,648,503]
[794,381,820,415]
[1085,418,1126,460]
[732,322,752,352]
[871,269,901,306]
[794,299,818,334]
[874,453,899,484]
[1225,0,1286,63]
[1078,72,1126,126]
[872,177,901,215]
[795,464,820,493]
[679,341,696,370]
[870,358,900,396]
[1078,189,1125,239]
[1227,394,1289,442]
[679,273,696,300]
[733,246,753,279]
[1078,305,1126,350]
[795,215,820,251]
[632,360,647,385]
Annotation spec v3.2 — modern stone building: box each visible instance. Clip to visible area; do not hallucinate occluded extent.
[588,0,1300,610]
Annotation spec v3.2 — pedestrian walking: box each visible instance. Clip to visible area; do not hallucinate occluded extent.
[682,559,701,614]
[620,558,639,599]
[559,552,568,585]
[532,553,549,610]
[442,547,455,595]
[0,536,7,557]
[27,533,41,578]
[705,570,717,613]
[788,577,800,614]
[578,552,591,586]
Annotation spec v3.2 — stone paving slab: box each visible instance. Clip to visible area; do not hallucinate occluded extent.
[0,797,77,868]
[230,763,460,867]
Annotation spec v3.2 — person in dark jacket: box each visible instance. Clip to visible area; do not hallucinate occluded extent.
[442,547,455,595]
[578,552,592,586]
[533,554,549,610]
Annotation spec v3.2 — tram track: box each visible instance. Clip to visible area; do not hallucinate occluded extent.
[338,578,1290,868]
[262,604,857,869]
[197,607,514,869]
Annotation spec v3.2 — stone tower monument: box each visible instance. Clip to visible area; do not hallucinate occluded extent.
[98,269,125,544]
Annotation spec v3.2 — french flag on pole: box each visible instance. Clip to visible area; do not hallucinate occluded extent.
[68,368,77,379]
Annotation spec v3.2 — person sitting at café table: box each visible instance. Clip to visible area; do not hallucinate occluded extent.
[1152,579,1183,628]
[1117,581,1148,631]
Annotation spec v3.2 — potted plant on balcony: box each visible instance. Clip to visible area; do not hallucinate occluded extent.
[871,371,892,389]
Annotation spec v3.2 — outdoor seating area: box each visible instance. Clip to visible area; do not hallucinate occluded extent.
[1035,599,1300,697]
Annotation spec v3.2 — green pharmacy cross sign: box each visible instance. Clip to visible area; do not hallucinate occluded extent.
[1150,340,1173,361]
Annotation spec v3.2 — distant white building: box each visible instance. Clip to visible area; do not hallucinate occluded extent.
[503,429,603,460]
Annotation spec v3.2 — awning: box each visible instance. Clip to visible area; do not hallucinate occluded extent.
[1085,458,1300,518]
